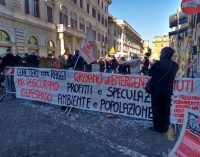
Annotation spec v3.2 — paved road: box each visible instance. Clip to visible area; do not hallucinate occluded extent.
[0,89,180,157]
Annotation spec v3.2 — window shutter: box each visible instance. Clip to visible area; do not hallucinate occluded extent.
[25,0,29,14]
[60,12,63,24]
[47,6,53,23]
[0,0,5,5]
[35,0,40,17]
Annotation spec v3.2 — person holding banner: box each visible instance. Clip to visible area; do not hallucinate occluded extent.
[148,47,179,133]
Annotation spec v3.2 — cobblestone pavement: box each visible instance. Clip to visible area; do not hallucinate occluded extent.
[0,89,181,157]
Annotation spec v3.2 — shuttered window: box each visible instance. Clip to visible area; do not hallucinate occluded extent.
[47,6,53,23]
[25,0,40,17]
[60,12,68,27]
[0,0,5,5]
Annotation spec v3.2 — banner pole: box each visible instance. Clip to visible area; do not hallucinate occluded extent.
[73,54,80,70]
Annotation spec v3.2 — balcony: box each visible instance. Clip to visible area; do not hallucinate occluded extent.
[57,24,85,39]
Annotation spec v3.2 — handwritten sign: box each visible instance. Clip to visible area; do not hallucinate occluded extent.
[14,67,200,123]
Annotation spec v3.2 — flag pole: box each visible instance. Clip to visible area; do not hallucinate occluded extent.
[73,54,80,70]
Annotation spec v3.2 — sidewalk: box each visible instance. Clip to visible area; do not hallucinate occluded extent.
[0,89,180,157]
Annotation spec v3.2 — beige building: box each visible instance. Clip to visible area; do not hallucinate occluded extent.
[108,15,143,60]
[152,35,169,60]
[142,40,151,57]
[0,0,111,57]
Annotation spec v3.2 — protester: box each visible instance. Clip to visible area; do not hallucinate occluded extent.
[26,52,39,67]
[119,53,143,75]
[98,58,105,72]
[110,56,118,73]
[1,48,17,72]
[15,54,23,66]
[117,57,128,74]
[141,56,150,75]
[71,50,85,71]
[148,47,179,133]
[105,58,112,73]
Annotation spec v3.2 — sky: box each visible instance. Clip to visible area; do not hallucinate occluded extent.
[109,0,182,42]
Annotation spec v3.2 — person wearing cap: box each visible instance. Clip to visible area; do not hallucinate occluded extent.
[148,47,179,133]
[118,53,143,75]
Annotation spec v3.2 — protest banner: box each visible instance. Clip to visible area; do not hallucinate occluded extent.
[171,78,200,124]
[14,67,200,123]
[169,109,200,157]
[80,27,98,64]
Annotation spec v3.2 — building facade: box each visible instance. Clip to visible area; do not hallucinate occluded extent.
[152,35,169,60]
[142,40,151,57]
[0,0,111,57]
[169,9,200,77]
[108,16,143,60]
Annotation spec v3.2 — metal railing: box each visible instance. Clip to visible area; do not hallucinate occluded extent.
[0,66,16,102]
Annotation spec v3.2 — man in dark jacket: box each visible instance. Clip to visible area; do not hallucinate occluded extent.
[1,48,17,72]
[148,47,179,133]
[71,50,85,71]
[26,52,39,67]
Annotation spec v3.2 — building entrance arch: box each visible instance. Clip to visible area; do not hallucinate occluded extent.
[0,30,12,56]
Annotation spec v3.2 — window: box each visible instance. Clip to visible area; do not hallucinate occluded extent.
[47,40,55,56]
[0,0,5,5]
[0,31,10,42]
[28,36,38,45]
[87,3,90,14]
[80,0,83,8]
[60,12,68,27]
[104,36,107,43]
[93,30,96,40]
[25,0,40,17]
[105,5,107,12]
[98,13,101,22]
[79,18,85,33]
[101,35,104,42]
[71,0,77,4]
[71,18,77,31]
[79,23,85,33]
[27,36,38,54]
[98,0,100,4]
[105,19,107,27]
[98,33,101,41]
[101,16,104,25]
[101,2,103,9]
[47,6,53,23]
[92,8,96,18]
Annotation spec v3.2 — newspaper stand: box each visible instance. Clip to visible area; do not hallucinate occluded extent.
[0,66,16,102]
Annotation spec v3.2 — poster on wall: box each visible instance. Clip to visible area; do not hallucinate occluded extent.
[169,109,200,157]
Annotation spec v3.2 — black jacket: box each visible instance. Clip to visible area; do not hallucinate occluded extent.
[149,59,178,91]
[1,54,17,72]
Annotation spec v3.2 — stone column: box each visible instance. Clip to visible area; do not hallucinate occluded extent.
[59,33,65,55]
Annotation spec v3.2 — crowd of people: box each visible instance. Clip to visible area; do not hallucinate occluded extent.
[0,47,152,76]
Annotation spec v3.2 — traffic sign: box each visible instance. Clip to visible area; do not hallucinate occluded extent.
[109,47,116,55]
[181,0,200,15]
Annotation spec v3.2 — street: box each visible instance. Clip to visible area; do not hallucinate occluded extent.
[0,89,180,157]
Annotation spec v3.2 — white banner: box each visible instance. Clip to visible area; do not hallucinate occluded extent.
[14,67,200,123]
[80,27,98,64]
